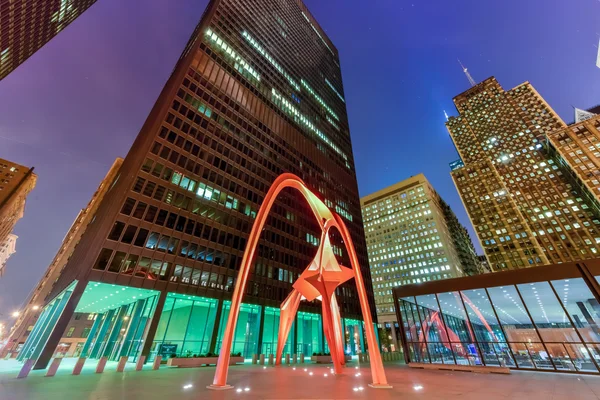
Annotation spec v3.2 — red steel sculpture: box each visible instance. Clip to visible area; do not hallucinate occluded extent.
[208,173,390,390]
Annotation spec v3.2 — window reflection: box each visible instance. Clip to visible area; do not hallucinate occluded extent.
[551,278,600,343]
[437,292,482,366]
[517,282,579,343]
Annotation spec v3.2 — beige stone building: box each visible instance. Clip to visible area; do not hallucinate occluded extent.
[1,158,122,358]
[546,111,600,202]
[0,233,17,277]
[0,158,36,270]
[448,78,600,272]
[361,174,478,350]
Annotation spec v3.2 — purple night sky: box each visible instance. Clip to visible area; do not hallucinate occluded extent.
[0,0,598,322]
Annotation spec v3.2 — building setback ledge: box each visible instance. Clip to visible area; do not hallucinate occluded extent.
[408,362,511,375]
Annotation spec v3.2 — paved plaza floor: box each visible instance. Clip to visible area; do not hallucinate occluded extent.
[1,358,600,399]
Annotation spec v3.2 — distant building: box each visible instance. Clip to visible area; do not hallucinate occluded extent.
[1,159,122,358]
[546,114,600,206]
[0,159,36,271]
[477,254,492,274]
[448,77,600,272]
[440,200,481,276]
[361,174,478,351]
[0,234,17,277]
[1,0,99,81]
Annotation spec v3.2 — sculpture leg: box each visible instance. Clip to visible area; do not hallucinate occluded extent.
[276,290,301,365]
[321,294,343,374]
[334,215,390,388]
[330,295,345,365]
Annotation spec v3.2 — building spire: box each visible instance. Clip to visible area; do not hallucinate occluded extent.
[458,59,477,87]
[444,110,449,121]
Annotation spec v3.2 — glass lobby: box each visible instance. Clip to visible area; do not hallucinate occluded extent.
[149,295,366,360]
[397,273,600,373]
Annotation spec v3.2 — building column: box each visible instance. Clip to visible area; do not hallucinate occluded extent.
[33,280,86,370]
[293,315,298,356]
[30,290,73,365]
[359,322,366,353]
[118,299,147,358]
[17,298,60,362]
[80,312,104,357]
[390,322,399,352]
[100,305,129,359]
[140,290,168,360]
[89,309,116,359]
[208,299,224,354]
[256,305,265,356]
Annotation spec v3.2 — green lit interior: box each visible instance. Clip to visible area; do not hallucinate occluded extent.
[216,301,261,358]
[297,311,323,355]
[150,293,218,358]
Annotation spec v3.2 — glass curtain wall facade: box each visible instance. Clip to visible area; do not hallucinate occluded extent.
[31,0,375,370]
[394,260,600,374]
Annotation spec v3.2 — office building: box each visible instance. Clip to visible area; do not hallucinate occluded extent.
[394,259,600,375]
[361,174,478,351]
[546,114,600,206]
[19,0,374,369]
[0,233,17,277]
[478,254,492,274]
[0,158,36,264]
[0,0,98,81]
[1,159,122,358]
[448,77,600,272]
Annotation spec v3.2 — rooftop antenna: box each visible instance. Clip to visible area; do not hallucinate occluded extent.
[458,59,477,87]
[444,110,449,121]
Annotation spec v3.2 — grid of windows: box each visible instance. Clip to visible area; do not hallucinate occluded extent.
[0,0,98,80]
[49,0,374,325]
[548,116,600,200]
[361,175,478,319]
[448,78,600,271]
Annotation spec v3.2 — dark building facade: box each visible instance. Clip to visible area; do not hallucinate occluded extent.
[0,0,98,81]
[1,159,122,358]
[20,0,375,369]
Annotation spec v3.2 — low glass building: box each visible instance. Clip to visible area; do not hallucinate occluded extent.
[393,260,600,374]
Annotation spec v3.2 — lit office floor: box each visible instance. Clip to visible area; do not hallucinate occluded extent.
[1,359,600,399]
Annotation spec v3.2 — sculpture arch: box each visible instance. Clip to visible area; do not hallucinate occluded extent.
[209,173,389,389]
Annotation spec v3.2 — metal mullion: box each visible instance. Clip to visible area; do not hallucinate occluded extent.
[394,297,411,365]
[484,287,517,367]
[514,285,558,371]
[433,293,458,365]
[458,291,489,366]
[411,299,431,364]
[548,280,600,372]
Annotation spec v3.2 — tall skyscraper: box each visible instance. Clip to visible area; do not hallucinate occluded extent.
[448,77,600,272]
[546,114,600,204]
[0,233,17,277]
[20,0,374,369]
[0,158,36,268]
[1,159,122,357]
[0,0,98,81]
[360,174,478,350]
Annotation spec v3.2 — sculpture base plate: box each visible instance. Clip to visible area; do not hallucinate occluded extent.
[207,384,234,391]
[368,383,393,389]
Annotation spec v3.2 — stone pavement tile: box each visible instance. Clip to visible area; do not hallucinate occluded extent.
[2,361,600,399]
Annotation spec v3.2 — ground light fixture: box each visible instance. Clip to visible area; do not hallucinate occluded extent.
[414,385,424,391]
[182,384,193,390]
